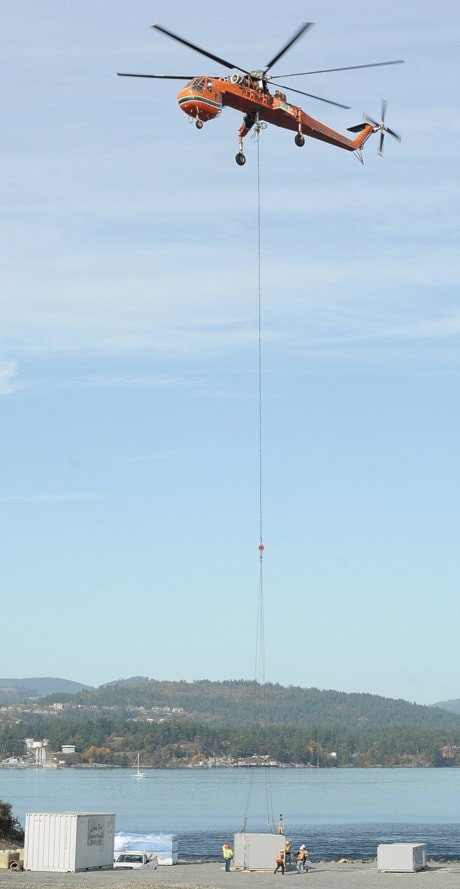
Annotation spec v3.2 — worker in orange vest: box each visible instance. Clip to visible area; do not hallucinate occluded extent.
[274,850,285,874]
[296,845,309,873]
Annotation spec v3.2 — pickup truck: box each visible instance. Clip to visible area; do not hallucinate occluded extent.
[113,852,159,870]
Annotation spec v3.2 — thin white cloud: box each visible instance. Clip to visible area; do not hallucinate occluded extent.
[3,244,459,377]
[0,492,98,503]
[129,452,171,463]
[78,372,207,391]
[0,361,19,395]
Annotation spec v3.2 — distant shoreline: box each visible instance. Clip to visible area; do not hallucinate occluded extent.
[1,762,459,770]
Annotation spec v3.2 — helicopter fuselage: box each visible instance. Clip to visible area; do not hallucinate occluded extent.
[176,75,376,153]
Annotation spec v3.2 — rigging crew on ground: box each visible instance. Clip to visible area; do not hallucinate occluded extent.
[222,843,234,872]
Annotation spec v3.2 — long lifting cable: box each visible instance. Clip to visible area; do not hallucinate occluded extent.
[241,126,276,835]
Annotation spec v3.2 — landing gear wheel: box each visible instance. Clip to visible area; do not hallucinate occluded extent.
[295,133,305,147]
[195,119,203,129]
[235,152,246,166]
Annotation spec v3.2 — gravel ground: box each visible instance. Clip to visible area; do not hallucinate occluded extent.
[1,861,460,889]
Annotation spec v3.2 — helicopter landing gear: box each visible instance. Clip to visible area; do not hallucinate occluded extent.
[235,151,246,166]
[195,119,203,129]
[295,133,305,147]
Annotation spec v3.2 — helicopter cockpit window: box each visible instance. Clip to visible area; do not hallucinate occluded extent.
[190,77,205,92]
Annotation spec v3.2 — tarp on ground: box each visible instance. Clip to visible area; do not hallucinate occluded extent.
[115,832,179,862]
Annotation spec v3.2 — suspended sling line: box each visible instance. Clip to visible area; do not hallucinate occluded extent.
[242,126,276,834]
[256,122,265,689]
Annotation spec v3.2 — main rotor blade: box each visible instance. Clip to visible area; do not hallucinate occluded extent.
[117,73,194,79]
[264,22,314,73]
[151,23,250,74]
[270,80,350,109]
[274,59,405,77]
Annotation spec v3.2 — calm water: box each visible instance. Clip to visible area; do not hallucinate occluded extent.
[1,767,459,860]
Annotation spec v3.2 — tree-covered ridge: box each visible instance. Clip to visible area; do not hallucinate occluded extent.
[43,679,460,729]
[0,714,459,769]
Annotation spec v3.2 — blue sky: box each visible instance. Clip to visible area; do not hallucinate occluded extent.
[2,0,459,705]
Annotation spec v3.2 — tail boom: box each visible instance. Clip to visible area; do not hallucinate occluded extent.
[258,103,376,152]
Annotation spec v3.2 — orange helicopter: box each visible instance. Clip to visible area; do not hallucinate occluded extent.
[118,22,403,165]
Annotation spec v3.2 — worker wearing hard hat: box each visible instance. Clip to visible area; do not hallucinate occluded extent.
[284,839,292,866]
[222,843,234,872]
[274,850,285,874]
[296,845,310,873]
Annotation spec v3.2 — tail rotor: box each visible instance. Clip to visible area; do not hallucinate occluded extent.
[365,99,401,156]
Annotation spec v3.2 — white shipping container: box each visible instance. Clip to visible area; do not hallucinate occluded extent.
[234,832,286,870]
[377,843,427,872]
[25,813,115,872]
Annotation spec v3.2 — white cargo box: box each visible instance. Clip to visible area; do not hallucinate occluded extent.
[377,843,427,872]
[25,812,115,872]
[234,832,286,871]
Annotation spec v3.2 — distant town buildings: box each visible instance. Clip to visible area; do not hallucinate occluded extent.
[441,745,459,759]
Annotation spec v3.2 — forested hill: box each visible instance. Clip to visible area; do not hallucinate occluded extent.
[434,698,460,715]
[45,679,460,729]
[0,677,90,704]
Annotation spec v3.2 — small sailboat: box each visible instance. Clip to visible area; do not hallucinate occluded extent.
[132,753,146,778]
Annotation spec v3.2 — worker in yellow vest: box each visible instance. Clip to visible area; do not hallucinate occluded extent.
[222,843,234,872]
[284,839,292,867]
